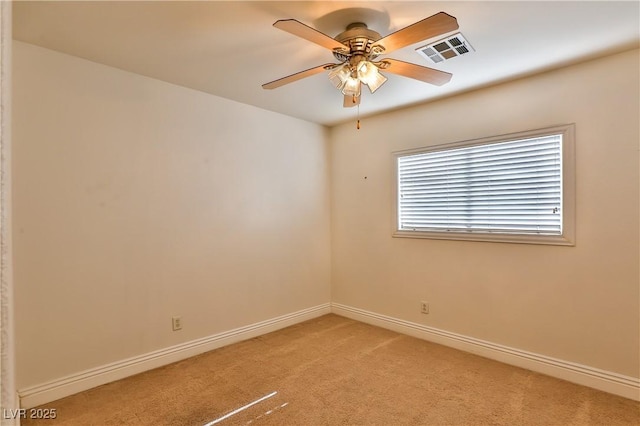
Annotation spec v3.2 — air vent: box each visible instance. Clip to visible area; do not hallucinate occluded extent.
[416,32,474,63]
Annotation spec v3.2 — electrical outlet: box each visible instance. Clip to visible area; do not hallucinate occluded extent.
[172,316,182,331]
[420,302,429,314]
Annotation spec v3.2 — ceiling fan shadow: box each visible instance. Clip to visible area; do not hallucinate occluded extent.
[312,7,390,38]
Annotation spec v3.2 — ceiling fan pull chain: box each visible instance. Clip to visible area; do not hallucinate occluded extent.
[356,103,360,130]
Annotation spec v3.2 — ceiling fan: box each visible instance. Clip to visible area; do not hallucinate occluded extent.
[262,12,459,108]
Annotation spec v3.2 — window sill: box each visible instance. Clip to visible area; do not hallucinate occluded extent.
[392,229,575,246]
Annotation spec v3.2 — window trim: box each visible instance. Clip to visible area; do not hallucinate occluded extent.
[392,124,575,246]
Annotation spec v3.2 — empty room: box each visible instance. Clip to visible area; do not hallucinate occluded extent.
[2,1,639,424]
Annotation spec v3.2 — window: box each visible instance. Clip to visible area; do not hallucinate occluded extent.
[393,124,575,245]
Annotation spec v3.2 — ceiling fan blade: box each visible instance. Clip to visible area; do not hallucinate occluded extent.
[381,59,452,86]
[375,12,459,54]
[274,19,349,52]
[262,64,335,90]
[343,94,360,108]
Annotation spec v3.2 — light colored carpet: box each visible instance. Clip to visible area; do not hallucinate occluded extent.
[23,314,640,425]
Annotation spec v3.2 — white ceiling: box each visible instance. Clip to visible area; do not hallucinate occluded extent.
[12,1,640,126]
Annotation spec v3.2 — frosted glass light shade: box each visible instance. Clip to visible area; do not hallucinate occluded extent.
[341,77,361,96]
[365,71,387,93]
[357,60,387,93]
[356,61,376,83]
[328,63,350,89]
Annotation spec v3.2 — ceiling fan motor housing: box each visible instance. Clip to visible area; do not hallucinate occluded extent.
[332,23,384,62]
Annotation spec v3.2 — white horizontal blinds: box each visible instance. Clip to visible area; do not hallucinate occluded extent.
[398,134,562,234]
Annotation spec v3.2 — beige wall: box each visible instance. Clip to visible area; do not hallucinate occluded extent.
[13,41,331,388]
[13,38,639,392]
[330,49,640,378]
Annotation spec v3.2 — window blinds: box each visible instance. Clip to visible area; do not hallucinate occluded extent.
[397,134,562,235]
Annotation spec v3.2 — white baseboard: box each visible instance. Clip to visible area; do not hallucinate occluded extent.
[18,303,331,409]
[331,303,640,401]
[18,302,640,408]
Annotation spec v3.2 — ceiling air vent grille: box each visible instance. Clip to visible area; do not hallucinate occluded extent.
[416,32,474,63]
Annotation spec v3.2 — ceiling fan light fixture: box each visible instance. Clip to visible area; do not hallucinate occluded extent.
[356,60,376,83]
[328,63,350,89]
[365,71,387,93]
[355,60,387,93]
[341,76,361,97]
